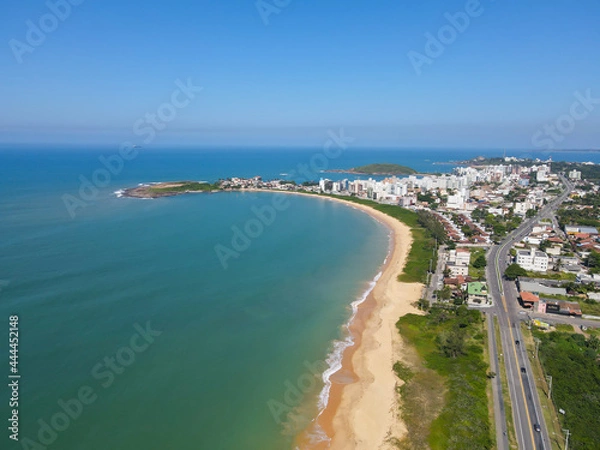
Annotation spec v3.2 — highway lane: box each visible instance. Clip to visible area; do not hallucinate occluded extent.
[486,310,510,449]
[487,174,573,449]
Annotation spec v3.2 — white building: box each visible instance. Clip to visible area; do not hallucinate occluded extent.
[446,193,464,210]
[568,169,581,180]
[446,248,471,276]
[516,249,549,272]
[514,201,534,216]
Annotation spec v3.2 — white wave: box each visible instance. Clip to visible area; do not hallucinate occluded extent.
[315,271,382,414]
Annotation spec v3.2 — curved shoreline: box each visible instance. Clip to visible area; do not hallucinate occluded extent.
[118,186,423,448]
[244,190,423,449]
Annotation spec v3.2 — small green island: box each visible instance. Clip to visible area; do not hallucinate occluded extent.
[123,181,219,198]
[328,163,417,176]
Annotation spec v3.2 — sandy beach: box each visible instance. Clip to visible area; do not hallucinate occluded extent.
[321,198,422,450]
[247,190,424,449]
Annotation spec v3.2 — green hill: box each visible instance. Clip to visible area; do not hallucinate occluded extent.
[352,163,417,175]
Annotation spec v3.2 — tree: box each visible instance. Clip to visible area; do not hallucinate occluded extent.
[461,224,475,237]
[493,223,507,236]
[552,257,563,272]
[438,328,466,358]
[585,250,600,272]
[473,254,487,269]
[436,286,452,301]
[526,208,536,218]
[505,263,527,280]
[416,298,430,311]
[471,207,487,222]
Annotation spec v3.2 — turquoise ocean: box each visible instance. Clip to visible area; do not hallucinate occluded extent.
[1,146,599,449]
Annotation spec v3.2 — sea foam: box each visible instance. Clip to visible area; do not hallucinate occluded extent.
[316,270,382,414]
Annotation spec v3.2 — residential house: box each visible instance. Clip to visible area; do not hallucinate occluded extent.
[467,282,489,305]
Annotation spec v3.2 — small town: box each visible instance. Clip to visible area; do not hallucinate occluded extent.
[225,159,600,330]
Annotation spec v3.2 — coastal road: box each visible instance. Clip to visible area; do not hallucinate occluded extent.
[487,174,573,450]
[485,310,510,449]
[426,245,446,302]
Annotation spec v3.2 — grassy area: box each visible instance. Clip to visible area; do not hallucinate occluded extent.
[399,227,436,283]
[580,300,600,316]
[469,247,487,280]
[520,324,564,450]
[533,329,600,449]
[391,354,445,449]
[495,316,518,449]
[554,324,575,333]
[524,271,577,281]
[585,327,600,337]
[481,316,496,446]
[352,163,417,175]
[148,181,218,193]
[396,307,493,450]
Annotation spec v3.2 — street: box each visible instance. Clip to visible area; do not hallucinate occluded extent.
[486,174,574,450]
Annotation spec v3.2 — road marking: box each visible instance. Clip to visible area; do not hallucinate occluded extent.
[500,278,537,449]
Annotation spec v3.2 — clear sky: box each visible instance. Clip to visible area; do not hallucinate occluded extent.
[1,0,599,148]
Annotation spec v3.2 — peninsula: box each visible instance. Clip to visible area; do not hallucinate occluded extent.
[122,181,219,198]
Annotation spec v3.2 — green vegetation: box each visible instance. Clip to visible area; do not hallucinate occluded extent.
[534,330,600,449]
[552,161,600,181]
[469,248,487,279]
[148,181,219,193]
[585,250,600,274]
[581,299,600,316]
[416,210,448,244]
[520,324,565,450]
[554,323,575,333]
[395,306,493,450]
[504,263,527,280]
[352,163,417,175]
[418,191,439,209]
[473,255,487,269]
[481,211,522,242]
[524,271,577,281]
[495,317,517,449]
[558,192,600,229]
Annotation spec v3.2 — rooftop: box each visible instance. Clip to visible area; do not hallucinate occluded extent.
[468,282,487,295]
[520,291,540,303]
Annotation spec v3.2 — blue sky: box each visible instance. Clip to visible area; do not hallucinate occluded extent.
[1,0,599,148]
